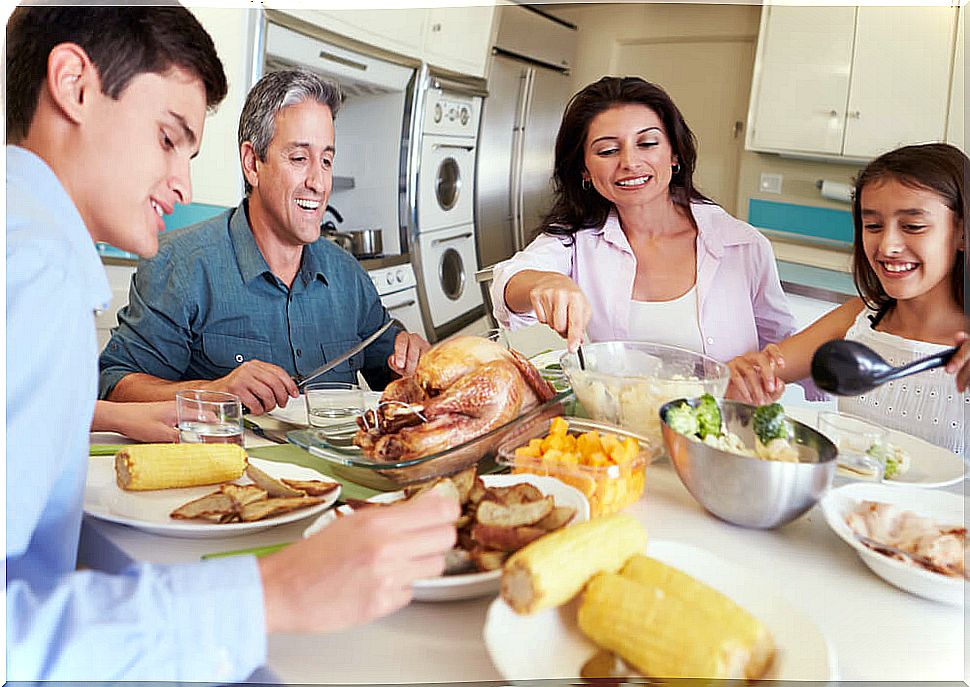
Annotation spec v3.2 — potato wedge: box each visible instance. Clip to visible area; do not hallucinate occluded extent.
[245,463,305,497]
[170,492,236,521]
[481,483,544,506]
[220,483,267,507]
[280,479,340,497]
[535,506,577,532]
[471,524,547,552]
[470,547,509,571]
[239,496,324,522]
[476,496,553,527]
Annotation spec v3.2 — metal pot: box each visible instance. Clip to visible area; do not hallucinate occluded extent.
[347,228,382,257]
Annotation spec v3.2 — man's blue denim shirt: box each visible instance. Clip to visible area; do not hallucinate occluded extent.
[99,201,399,397]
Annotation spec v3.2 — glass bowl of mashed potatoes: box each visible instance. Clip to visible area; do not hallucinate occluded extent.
[560,341,730,457]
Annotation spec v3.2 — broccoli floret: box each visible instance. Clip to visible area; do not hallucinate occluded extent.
[695,394,723,439]
[753,403,788,445]
[665,402,700,437]
[866,441,910,479]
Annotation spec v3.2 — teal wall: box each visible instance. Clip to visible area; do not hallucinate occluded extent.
[96,202,229,260]
[748,199,853,246]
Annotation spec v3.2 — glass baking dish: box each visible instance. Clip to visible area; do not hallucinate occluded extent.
[287,390,577,487]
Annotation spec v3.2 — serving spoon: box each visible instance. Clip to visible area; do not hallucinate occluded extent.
[811,339,957,396]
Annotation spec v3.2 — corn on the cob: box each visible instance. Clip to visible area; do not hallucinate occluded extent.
[500,513,646,614]
[115,443,247,491]
[577,557,775,681]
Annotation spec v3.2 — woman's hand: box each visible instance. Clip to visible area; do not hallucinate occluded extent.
[726,344,786,405]
[945,331,970,392]
[527,273,592,352]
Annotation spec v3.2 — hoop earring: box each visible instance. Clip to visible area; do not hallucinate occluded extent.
[581,177,591,191]
[672,163,681,175]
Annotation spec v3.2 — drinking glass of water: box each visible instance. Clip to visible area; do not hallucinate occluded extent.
[305,382,365,427]
[176,389,244,445]
[817,410,889,482]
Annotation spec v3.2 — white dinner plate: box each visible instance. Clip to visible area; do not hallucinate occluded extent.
[786,406,966,488]
[84,456,340,539]
[303,473,590,602]
[483,539,837,682]
[267,391,383,427]
[820,482,965,606]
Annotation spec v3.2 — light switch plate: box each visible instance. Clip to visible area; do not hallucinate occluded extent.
[760,173,783,194]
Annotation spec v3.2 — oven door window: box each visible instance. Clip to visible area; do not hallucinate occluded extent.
[435,157,461,211]
[439,247,466,301]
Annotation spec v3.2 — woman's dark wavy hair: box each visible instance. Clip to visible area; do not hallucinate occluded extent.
[541,76,713,242]
[852,143,968,317]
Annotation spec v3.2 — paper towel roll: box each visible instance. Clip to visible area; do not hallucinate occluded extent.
[818,179,853,204]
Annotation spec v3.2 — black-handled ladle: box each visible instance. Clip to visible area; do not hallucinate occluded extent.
[811,339,957,396]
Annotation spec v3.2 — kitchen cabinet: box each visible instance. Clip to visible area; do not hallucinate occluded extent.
[747,5,957,160]
[422,6,497,78]
[947,8,965,152]
[279,7,496,78]
[287,8,428,62]
[187,7,259,207]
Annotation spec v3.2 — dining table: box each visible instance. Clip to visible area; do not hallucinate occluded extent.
[80,406,967,685]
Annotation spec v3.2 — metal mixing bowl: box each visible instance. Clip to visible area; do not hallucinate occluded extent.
[660,398,837,529]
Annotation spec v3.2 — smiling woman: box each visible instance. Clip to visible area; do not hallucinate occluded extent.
[491,76,796,366]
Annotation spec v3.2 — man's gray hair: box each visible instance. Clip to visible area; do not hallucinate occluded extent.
[238,68,342,194]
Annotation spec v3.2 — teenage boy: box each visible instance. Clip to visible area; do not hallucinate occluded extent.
[6,6,457,681]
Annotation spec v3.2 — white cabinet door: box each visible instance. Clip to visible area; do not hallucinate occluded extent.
[947,8,965,153]
[748,6,855,155]
[187,7,255,208]
[285,8,428,61]
[844,6,956,159]
[423,6,496,78]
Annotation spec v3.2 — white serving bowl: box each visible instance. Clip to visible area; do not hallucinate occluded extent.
[820,482,966,606]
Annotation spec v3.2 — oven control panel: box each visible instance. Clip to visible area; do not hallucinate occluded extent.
[368,263,417,296]
[424,91,481,137]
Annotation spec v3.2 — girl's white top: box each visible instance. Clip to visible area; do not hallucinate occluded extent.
[839,308,968,457]
[627,285,705,354]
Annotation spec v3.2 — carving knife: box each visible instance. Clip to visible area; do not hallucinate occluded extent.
[294,319,396,389]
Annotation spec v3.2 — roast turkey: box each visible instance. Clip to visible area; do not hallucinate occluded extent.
[355,336,556,461]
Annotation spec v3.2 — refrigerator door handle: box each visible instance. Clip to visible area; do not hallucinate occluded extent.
[510,68,534,252]
[518,68,536,250]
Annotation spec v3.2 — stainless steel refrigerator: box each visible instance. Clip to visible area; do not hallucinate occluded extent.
[475,5,577,278]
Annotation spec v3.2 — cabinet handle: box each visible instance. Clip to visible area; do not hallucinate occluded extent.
[828,109,839,117]
[386,299,417,311]
[849,110,861,119]
[431,232,473,246]
[318,50,368,72]
[432,143,475,151]
[431,23,442,32]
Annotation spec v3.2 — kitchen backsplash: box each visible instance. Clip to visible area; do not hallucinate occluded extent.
[748,199,853,246]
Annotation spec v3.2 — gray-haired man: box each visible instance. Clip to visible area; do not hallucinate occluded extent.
[99,69,429,413]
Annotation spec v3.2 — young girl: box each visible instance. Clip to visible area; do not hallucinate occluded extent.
[728,143,969,457]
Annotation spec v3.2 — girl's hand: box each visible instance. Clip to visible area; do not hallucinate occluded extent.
[726,344,786,405]
[528,274,592,353]
[945,331,970,393]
